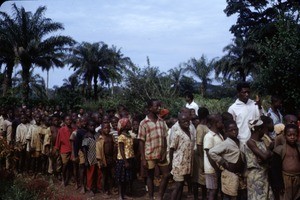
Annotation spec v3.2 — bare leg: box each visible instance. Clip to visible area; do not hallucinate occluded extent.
[147,169,155,199]
[171,181,184,200]
[158,165,169,200]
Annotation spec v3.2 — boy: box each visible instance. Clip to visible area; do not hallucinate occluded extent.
[169,113,195,200]
[203,114,224,200]
[55,115,73,186]
[272,124,300,200]
[96,122,115,196]
[209,120,246,199]
[15,114,30,173]
[82,121,101,196]
[27,114,43,175]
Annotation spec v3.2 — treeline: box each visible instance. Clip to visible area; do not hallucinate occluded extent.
[0,1,300,113]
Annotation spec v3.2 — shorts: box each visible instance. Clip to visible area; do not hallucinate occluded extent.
[173,174,184,182]
[31,151,41,158]
[205,173,218,190]
[147,159,168,170]
[78,150,85,164]
[61,153,71,164]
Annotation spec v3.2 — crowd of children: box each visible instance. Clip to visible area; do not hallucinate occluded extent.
[0,84,300,200]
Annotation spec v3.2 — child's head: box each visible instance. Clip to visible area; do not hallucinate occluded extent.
[192,116,200,128]
[166,117,177,129]
[284,124,299,146]
[64,115,72,127]
[284,114,297,125]
[87,121,96,134]
[80,117,88,129]
[101,122,111,135]
[51,114,60,127]
[224,120,238,140]
[75,118,81,129]
[207,114,223,131]
[248,119,264,138]
[20,114,27,124]
[198,107,209,121]
[110,116,119,130]
[271,95,282,109]
[261,115,274,133]
[131,117,141,133]
[117,118,131,134]
[34,114,41,125]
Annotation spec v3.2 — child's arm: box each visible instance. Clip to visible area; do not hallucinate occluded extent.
[119,141,129,168]
[247,139,272,162]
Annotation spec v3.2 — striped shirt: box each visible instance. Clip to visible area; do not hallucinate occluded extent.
[138,116,167,160]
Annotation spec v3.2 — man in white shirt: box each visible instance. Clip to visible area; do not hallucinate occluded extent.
[228,82,263,144]
[185,92,199,116]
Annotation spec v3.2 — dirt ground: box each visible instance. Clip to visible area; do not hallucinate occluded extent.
[49,176,198,200]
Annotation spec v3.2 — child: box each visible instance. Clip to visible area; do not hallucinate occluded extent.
[193,107,209,200]
[27,114,43,175]
[245,119,274,200]
[15,114,30,173]
[49,114,62,179]
[96,122,115,196]
[209,120,246,199]
[272,124,300,200]
[116,118,135,200]
[82,121,101,196]
[203,114,224,200]
[55,115,73,186]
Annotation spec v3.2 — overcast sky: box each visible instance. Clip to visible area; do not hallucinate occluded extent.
[1,0,236,88]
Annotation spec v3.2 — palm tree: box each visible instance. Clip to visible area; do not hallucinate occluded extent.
[12,69,47,99]
[168,64,184,94]
[0,4,75,101]
[67,42,132,100]
[184,55,215,97]
[214,37,258,82]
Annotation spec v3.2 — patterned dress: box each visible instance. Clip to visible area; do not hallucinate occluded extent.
[245,139,274,200]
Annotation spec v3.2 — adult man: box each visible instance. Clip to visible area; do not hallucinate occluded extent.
[185,92,199,116]
[228,82,263,144]
[138,99,169,200]
[169,113,196,200]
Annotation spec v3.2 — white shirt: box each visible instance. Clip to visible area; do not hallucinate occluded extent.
[228,99,261,143]
[267,108,283,125]
[186,101,199,116]
[203,130,224,174]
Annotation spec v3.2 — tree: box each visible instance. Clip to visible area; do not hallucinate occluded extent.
[0,4,74,102]
[184,55,215,97]
[214,37,258,82]
[12,69,47,100]
[255,17,300,112]
[67,42,132,100]
[168,65,185,94]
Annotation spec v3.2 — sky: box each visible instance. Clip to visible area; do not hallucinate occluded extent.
[1,0,236,88]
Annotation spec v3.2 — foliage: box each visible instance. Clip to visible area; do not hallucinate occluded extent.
[0,4,75,101]
[184,55,215,97]
[66,42,133,100]
[255,17,300,112]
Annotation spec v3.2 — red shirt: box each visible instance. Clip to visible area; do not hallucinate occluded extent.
[55,126,73,154]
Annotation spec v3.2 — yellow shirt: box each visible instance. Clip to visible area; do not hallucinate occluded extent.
[117,134,134,159]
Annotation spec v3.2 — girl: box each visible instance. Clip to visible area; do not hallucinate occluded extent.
[115,118,135,200]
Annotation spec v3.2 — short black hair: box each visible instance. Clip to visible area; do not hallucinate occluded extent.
[261,115,273,125]
[198,107,209,120]
[271,95,282,103]
[224,120,236,131]
[184,91,194,100]
[284,124,299,135]
[147,99,159,108]
[237,82,250,92]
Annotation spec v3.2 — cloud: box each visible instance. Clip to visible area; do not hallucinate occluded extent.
[1,0,236,87]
